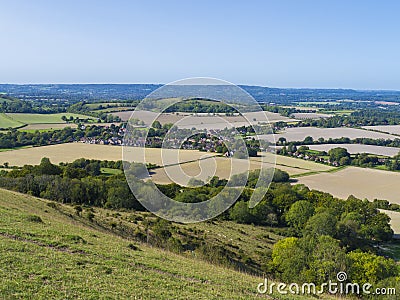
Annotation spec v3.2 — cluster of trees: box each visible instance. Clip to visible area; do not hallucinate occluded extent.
[67,101,122,122]
[229,183,397,285]
[0,158,143,210]
[291,109,400,127]
[165,99,237,114]
[279,143,400,171]
[0,96,67,113]
[0,156,397,287]
[0,124,124,149]
[278,135,400,149]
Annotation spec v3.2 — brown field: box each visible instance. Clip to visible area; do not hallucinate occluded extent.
[0,143,217,167]
[150,153,334,185]
[362,125,400,135]
[296,166,400,204]
[380,209,400,235]
[150,157,263,185]
[22,123,78,130]
[113,110,295,129]
[306,143,400,157]
[259,127,397,143]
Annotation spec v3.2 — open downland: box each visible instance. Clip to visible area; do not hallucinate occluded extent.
[0,113,24,129]
[0,143,217,166]
[0,188,319,299]
[296,166,400,204]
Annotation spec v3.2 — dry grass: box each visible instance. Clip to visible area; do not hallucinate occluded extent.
[363,125,400,135]
[296,166,400,204]
[150,153,330,184]
[150,157,266,185]
[22,123,78,130]
[251,153,333,172]
[0,143,216,166]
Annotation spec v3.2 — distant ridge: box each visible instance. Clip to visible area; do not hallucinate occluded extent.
[1,83,400,103]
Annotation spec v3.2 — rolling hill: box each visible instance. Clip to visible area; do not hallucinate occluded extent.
[0,188,321,299]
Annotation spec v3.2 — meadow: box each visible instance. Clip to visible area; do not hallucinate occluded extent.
[5,113,95,124]
[296,166,400,204]
[0,112,95,130]
[0,113,24,129]
[0,188,318,300]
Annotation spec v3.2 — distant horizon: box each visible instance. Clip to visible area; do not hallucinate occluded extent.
[1,82,400,93]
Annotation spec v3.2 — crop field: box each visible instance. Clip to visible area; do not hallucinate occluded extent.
[305,143,400,157]
[113,110,296,128]
[296,166,400,204]
[5,113,95,124]
[150,157,269,185]
[362,125,400,135]
[259,127,397,143]
[150,153,334,184]
[0,143,217,166]
[380,209,400,235]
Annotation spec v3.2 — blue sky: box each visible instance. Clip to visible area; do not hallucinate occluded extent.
[1,0,400,89]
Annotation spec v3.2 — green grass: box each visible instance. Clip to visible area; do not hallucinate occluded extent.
[0,113,25,129]
[0,145,33,152]
[0,188,323,299]
[100,167,123,176]
[18,128,62,133]
[5,113,95,124]
[380,240,400,261]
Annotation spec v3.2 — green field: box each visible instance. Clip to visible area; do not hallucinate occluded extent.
[5,113,95,124]
[0,113,24,129]
[0,188,320,299]
[100,167,123,175]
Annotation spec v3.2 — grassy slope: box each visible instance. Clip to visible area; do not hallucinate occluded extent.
[0,188,323,300]
[0,113,25,129]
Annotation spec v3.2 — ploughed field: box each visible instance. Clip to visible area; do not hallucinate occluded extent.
[362,125,400,135]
